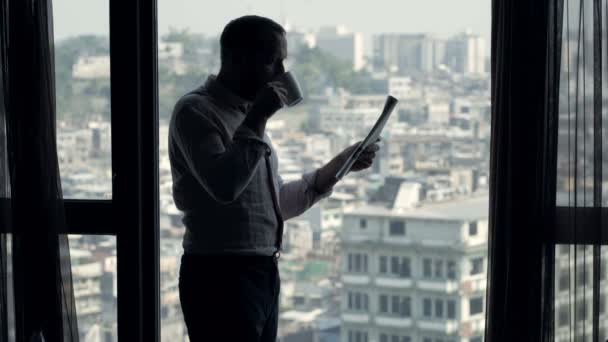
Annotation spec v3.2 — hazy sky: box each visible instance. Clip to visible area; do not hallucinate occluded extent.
[54,0,490,46]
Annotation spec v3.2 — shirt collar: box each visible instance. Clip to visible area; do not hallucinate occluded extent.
[203,75,252,114]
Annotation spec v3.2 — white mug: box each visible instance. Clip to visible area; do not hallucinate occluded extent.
[273,71,304,107]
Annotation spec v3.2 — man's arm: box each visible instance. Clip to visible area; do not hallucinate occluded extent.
[278,170,334,221]
[170,98,270,204]
[277,140,380,219]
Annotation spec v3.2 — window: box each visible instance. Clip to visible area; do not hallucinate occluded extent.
[391,256,400,274]
[392,295,401,314]
[470,297,484,315]
[380,256,388,274]
[400,258,411,278]
[389,220,406,236]
[434,260,444,278]
[469,221,478,235]
[156,1,490,340]
[379,294,388,313]
[348,253,368,273]
[470,257,484,275]
[447,261,457,279]
[423,298,432,317]
[447,300,457,319]
[423,258,432,277]
[380,334,388,342]
[470,337,483,342]
[348,330,368,342]
[401,297,411,317]
[348,292,369,311]
[435,299,444,318]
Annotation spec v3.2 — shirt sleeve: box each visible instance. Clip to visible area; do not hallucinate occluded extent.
[278,168,334,220]
[170,96,270,205]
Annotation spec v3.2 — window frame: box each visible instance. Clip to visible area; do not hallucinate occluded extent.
[60,0,161,340]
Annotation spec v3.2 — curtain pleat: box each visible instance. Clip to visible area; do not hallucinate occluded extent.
[1,0,80,341]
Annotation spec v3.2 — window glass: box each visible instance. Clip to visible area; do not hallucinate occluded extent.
[54,0,112,199]
[69,235,117,341]
[158,1,490,341]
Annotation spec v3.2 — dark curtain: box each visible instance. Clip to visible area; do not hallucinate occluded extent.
[0,0,79,341]
[486,0,562,341]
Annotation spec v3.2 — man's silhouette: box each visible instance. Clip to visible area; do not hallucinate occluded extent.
[169,15,380,341]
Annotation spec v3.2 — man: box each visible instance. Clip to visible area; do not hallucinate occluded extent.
[169,15,380,341]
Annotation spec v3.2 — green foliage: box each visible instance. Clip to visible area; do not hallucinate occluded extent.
[291,47,383,96]
[54,32,384,123]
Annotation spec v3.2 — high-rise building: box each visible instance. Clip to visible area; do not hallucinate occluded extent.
[316,26,365,71]
[340,188,488,342]
[445,31,486,75]
[373,34,443,74]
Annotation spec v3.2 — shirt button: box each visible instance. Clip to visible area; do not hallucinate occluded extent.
[265,147,271,156]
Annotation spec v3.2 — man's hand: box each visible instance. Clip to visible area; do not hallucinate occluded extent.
[337,140,380,172]
[313,139,381,193]
[242,83,288,138]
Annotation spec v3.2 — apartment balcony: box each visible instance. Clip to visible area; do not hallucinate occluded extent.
[341,312,371,324]
[416,279,460,293]
[417,319,460,334]
[374,315,413,328]
[374,277,413,288]
[459,276,487,295]
[342,274,371,285]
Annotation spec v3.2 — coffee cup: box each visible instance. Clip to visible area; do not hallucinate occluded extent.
[273,71,303,107]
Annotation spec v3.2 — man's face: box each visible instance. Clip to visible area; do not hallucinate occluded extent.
[243,32,287,97]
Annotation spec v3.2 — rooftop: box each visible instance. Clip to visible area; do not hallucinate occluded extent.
[345,192,489,221]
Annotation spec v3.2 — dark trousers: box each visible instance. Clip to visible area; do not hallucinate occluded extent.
[179,253,280,342]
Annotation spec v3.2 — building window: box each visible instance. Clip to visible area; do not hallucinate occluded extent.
[348,292,369,312]
[348,253,368,273]
[360,218,367,228]
[380,256,388,274]
[423,258,432,277]
[379,294,388,313]
[447,300,457,319]
[391,256,400,274]
[435,299,444,318]
[400,258,411,278]
[423,338,433,342]
[392,295,401,315]
[423,298,432,317]
[470,257,484,275]
[348,330,368,342]
[469,297,483,315]
[380,334,388,342]
[434,260,444,278]
[401,297,411,317]
[389,220,406,236]
[447,260,457,279]
[469,221,478,235]
[470,337,483,342]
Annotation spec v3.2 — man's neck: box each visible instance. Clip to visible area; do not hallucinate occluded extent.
[216,70,253,102]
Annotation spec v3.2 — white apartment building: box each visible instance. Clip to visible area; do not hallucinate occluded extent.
[445,31,486,75]
[316,26,365,71]
[340,194,489,342]
[317,89,396,138]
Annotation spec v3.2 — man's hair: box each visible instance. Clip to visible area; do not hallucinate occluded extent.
[220,15,286,65]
